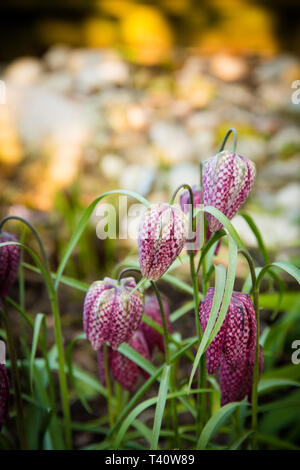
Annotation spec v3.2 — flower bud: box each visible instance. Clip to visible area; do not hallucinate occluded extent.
[199,288,263,405]
[98,329,150,391]
[0,363,9,431]
[83,277,144,350]
[202,151,256,232]
[0,232,21,298]
[140,295,171,354]
[138,203,188,280]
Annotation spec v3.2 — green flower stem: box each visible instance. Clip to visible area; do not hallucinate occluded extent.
[189,252,206,433]
[0,301,27,450]
[151,281,178,447]
[238,249,260,448]
[103,344,114,428]
[219,128,237,153]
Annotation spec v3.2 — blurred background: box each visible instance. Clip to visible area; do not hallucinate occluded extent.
[0,0,300,449]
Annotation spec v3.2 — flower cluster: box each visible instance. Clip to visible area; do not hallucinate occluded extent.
[199,288,263,405]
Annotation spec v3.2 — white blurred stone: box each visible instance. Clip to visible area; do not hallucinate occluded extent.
[237,136,267,163]
[5,57,43,86]
[233,213,299,248]
[100,153,125,179]
[268,127,300,155]
[44,45,71,70]
[150,121,194,164]
[167,163,200,192]
[210,54,248,82]
[119,164,155,196]
[275,183,300,212]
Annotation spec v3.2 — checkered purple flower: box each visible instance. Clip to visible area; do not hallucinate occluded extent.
[140,295,171,355]
[202,151,256,232]
[199,288,263,405]
[0,363,9,431]
[0,232,21,298]
[138,203,188,280]
[98,329,150,391]
[83,277,144,350]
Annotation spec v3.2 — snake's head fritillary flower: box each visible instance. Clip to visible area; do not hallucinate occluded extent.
[180,185,221,255]
[199,288,263,405]
[98,329,150,391]
[140,295,171,354]
[0,232,21,298]
[83,277,144,350]
[0,363,9,431]
[202,151,256,232]
[138,203,188,280]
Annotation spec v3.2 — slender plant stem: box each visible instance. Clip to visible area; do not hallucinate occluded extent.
[238,249,260,448]
[103,344,114,428]
[151,281,179,446]
[219,128,237,153]
[0,301,27,449]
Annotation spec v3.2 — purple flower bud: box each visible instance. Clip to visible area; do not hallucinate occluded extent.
[0,363,9,431]
[138,203,188,280]
[202,151,256,232]
[180,185,221,254]
[83,277,144,350]
[0,232,21,298]
[199,288,263,405]
[98,329,150,391]
[140,295,171,355]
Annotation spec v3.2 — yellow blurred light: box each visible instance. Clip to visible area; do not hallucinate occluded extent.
[84,18,118,48]
[120,5,173,65]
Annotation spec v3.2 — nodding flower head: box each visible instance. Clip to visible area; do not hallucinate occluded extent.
[98,329,150,391]
[0,232,21,298]
[180,185,220,254]
[202,151,256,232]
[83,277,144,350]
[0,363,9,431]
[199,288,263,405]
[140,295,171,355]
[138,203,188,280]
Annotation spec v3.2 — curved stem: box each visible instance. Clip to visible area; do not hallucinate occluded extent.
[103,344,114,428]
[169,183,195,243]
[0,301,27,449]
[0,216,50,271]
[219,128,237,153]
[238,249,260,448]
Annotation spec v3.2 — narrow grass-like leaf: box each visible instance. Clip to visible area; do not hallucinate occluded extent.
[230,430,254,450]
[239,212,269,264]
[150,365,171,450]
[30,313,46,392]
[256,261,300,290]
[196,402,247,449]
[189,264,226,388]
[118,343,157,376]
[207,236,237,347]
[258,378,300,394]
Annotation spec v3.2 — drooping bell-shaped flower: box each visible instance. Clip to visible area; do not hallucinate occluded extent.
[140,295,171,354]
[0,363,9,431]
[83,277,144,350]
[138,203,188,281]
[98,329,150,391]
[0,232,21,298]
[199,288,263,405]
[202,151,256,232]
[180,185,220,254]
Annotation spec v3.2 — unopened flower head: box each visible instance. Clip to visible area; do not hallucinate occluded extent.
[98,329,150,391]
[83,277,144,350]
[138,203,188,280]
[0,363,9,431]
[0,232,21,298]
[202,151,256,232]
[140,295,171,354]
[199,288,263,405]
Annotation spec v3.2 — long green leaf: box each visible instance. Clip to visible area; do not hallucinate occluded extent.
[200,206,246,250]
[189,264,226,388]
[30,313,46,392]
[196,402,247,449]
[256,261,300,290]
[150,365,171,450]
[118,343,157,376]
[239,212,269,264]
